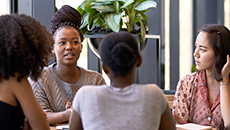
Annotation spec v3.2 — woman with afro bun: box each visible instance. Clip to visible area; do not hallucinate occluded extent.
[28,5,106,125]
[69,31,176,130]
[0,14,53,130]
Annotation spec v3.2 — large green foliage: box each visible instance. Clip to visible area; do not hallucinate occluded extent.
[77,0,157,43]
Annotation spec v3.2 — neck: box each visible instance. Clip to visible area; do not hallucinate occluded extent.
[53,63,80,84]
[110,71,136,88]
[205,70,220,89]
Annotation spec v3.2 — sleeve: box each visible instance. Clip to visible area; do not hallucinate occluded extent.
[172,75,192,124]
[28,77,53,112]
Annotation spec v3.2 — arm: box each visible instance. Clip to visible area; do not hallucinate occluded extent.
[29,77,71,125]
[172,76,191,124]
[159,104,176,130]
[69,110,83,130]
[46,108,72,125]
[220,55,230,129]
[11,77,49,130]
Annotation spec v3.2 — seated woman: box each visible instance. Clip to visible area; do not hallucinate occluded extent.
[172,24,230,129]
[0,14,53,130]
[69,31,176,130]
[28,5,106,125]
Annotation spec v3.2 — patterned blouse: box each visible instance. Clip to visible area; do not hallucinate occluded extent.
[172,70,226,130]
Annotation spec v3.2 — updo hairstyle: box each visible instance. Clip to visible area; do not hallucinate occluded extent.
[200,24,230,81]
[51,5,84,42]
[99,31,140,76]
[0,14,54,81]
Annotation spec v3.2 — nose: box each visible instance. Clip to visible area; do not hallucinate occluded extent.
[193,48,199,58]
[65,42,73,50]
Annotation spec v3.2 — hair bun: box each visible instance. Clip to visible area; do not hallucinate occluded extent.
[111,42,136,67]
[51,5,83,36]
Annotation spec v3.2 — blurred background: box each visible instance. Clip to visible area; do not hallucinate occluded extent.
[1,0,229,90]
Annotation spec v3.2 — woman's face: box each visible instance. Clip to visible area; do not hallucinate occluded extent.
[193,32,215,72]
[53,26,82,66]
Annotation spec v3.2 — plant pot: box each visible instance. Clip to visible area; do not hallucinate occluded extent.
[87,34,147,58]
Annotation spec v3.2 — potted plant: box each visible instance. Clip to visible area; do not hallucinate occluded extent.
[77,0,157,55]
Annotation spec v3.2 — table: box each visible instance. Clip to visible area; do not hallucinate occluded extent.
[50,123,69,130]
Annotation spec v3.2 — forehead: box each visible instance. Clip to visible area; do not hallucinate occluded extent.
[195,32,211,48]
[54,26,80,39]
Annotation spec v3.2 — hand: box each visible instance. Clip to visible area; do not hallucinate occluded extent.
[65,102,73,120]
[221,55,230,83]
[22,117,31,130]
[65,108,73,120]
[65,102,72,109]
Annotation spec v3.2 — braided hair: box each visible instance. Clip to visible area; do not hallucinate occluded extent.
[51,5,84,42]
[99,31,140,76]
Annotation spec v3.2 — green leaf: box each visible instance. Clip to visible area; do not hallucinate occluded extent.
[120,0,134,8]
[113,1,120,14]
[134,1,157,11]
[125,22,133,32]
[136,15,146,43]
[95,0,116,2]
[88,10,98,26]
[91,5,114,12]
[80,13,89,29]
[84,4,95,13]
[105,13,121,32]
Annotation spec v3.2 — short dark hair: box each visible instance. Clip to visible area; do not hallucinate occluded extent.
[99,31,140,76]
[51,5,84,42]
[0,14,54,82]
[200,24,230,81]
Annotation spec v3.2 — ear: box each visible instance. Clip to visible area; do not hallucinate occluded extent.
[101,62,108,74]
[136,55,142,67]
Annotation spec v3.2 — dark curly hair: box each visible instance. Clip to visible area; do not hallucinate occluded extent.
[200,24,230,81]
[99,31,140,76]
[0,14,54,82]
[51,5,84,42]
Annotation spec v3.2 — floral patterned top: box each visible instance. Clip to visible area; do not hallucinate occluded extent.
[172,70,226,130]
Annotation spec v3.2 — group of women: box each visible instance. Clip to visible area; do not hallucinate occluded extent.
[0,3,229,130]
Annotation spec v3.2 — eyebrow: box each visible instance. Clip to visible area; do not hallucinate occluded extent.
[195,43,208,48]
[199,45,208,48]
[57,37,80,41]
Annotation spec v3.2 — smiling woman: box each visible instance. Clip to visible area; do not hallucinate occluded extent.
[28,4,106,125]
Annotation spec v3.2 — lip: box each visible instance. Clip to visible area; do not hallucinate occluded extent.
[64,53,75,59]
[195,60,200,64]
[64,53,75,56]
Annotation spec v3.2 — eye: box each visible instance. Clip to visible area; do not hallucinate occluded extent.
[59,41,66,45]
[200,48,206,52]
[72,40,79,45]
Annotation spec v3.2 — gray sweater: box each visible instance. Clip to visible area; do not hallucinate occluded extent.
[73,84,167,130]
[28,63,106,112]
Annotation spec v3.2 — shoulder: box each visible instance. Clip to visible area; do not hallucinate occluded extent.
[28,65,54,89]
[75,85,106,98]
[78,85,106,92]
[178,70,201,86]
[135,84,165,98]
[79,67,106,85]
[79,67,103,77]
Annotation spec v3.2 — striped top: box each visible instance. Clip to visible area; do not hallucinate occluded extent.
[28,63,106,112]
